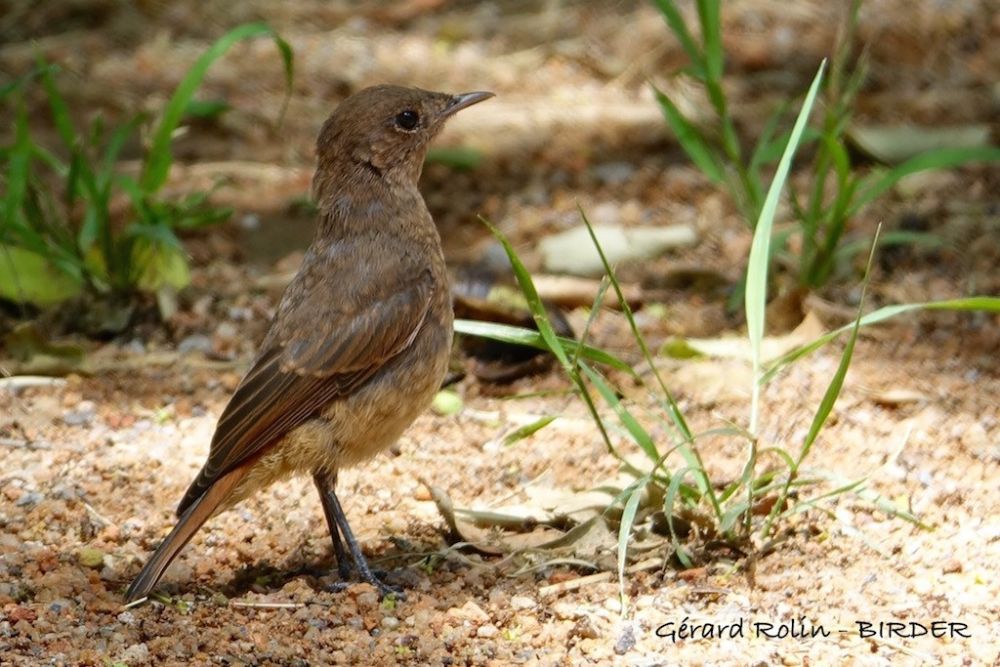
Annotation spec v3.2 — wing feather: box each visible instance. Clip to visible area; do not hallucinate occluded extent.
[176,247,436,515]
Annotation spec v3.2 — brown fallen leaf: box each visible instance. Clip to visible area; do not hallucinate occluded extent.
[677,566,708,581]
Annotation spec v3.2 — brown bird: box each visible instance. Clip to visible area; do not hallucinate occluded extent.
[125,85,493,602]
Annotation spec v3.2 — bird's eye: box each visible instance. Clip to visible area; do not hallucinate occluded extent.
[394,110,420,131]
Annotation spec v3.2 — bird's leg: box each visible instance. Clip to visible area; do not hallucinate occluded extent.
[312,471,405,600]
[312,471,351,581]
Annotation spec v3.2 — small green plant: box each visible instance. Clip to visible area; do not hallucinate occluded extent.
[651,0,1000,289]
[0,23,293,317]
[455,63,1000,607]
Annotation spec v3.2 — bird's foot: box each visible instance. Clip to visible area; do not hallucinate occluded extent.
[360,570,407,602]
[319,565,407,600]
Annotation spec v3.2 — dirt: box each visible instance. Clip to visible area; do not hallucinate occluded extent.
[1,1,999,665]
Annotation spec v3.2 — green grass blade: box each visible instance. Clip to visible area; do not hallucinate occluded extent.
[580,363,659,464]
[461,224,568,371]
[800,223,880,456]
[453,319,630,371]
[571,277,611,370]
[918,297,1000,312]
[101,114,144,179]
[617,480,645,613]
[746,61,826,433]
[479,217,633,466]
[65,147,83,210]
[850,147,1000,216]
[141,22,294,193]
[37,58,77,149]
[0,66,46,99]
[663,466,707,567]
[651,0,705,74]
[749,103,790,171]
[28,144,68,176]
[4,96,32,230]
[751,126,822,172]
[576,206,722,521]
[799,319,858,460]
[761,226,879,537]
[183,98,232,120]
[695,0,723,80]
[853,487,926,527]
[577,206,694,442]
[789,478,866,514]
[652,87,725,184]
[742,61,825,537]
[503,416,556,446]
[762,296,1000,383]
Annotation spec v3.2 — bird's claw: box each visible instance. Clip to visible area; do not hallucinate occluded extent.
[365,574,407,601]
[323,580,351,594]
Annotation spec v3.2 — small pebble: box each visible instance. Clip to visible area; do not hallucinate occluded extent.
[591,161,635,186]
[48,599,72,614]
[614,624,635,655]
[571,616,599,640]
[941,558,963,574]
[510,596,535,611]
[552,602,579,620]
[15,492,42,507]
[355,591,379,609]
[62,401,96,426]
[178,334,213,354]
[77,547,104,569]
[476,623,498,639]
[448,601,489,624]
[122,339,146,354]
[118,643,150,663]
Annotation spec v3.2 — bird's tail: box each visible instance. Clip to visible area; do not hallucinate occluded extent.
[125,464,248,602]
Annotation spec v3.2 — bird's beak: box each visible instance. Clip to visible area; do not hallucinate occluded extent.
[441,91,494,118]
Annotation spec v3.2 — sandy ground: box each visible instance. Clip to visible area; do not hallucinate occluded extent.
[2,316,998,665]
[1,1,999,665]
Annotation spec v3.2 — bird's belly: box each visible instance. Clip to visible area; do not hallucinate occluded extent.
[329,319,451,466]
[278,320,450,468]
[224,311,451,507]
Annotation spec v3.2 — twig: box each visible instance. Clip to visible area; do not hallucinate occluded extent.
[82,501,114,528]
[538,557,662,597]
[121,597,148,611]
[230,600,305,609]
[0,376,68,390]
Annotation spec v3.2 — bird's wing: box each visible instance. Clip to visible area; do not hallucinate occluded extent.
[176,239,436,515]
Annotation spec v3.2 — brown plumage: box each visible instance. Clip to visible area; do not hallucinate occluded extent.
[125,85,493,602]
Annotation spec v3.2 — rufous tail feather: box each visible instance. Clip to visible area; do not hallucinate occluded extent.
[125,464,248,601]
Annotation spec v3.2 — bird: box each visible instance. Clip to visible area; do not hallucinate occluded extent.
[125,85,494,602]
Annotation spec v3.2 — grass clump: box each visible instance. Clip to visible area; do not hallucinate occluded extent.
[650,0,1000,290]
[456,62,1000,606]
[0,23,293,323]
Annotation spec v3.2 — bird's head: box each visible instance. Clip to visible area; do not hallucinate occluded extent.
[314,85,493,198]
